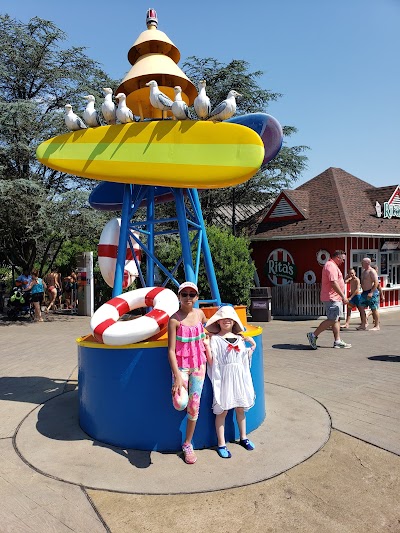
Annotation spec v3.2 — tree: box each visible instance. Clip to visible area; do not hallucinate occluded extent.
[0,15,116,273]
[182,57,309,227]
[156,226,255,306]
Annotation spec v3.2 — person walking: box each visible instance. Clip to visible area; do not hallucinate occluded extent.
[25,270,46,322]
[341,268,361,329]
[366,264,384,330]
[307,250,351,349]
[358,258,379,331]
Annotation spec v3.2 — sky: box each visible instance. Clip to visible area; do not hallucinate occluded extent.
[2,0,400,189]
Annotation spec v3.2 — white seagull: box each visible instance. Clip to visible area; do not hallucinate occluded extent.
[101,88,117,125]
[208,90,242,122]
[194,80,211,120]
[171,86,191,120]
[146,80,173,115]
[115,93,135,123]
[83,95,102,127]
[64,104,87,131]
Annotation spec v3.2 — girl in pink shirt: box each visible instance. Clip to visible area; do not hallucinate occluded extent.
[168,281,211,464]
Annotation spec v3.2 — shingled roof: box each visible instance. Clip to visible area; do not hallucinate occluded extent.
[253,167,400,239]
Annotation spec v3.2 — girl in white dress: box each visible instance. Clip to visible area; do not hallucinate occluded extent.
[205,306,256,458]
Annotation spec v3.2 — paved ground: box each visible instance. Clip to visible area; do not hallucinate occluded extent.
[0,309,399,532]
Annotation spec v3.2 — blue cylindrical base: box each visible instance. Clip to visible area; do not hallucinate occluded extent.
[78,331,265,451]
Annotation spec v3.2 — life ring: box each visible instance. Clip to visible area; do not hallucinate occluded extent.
[90,286,179,345]
[98,218,141,289]
[304,270,316,284]
[316,249,330,266]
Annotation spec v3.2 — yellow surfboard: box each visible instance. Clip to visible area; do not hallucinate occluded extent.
[36,121,264,189]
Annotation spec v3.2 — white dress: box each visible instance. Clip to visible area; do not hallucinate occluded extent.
[208,335,255,415]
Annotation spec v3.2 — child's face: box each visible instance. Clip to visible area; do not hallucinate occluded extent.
[348,270,355,278]
[218,318,234,332]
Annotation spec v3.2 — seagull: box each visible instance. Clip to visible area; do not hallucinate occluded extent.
[145,80,173,115]
[171,86,191,120]
[208,90,242,122]
[115,93,135,123]
[83,95,102,127]
[101,88,117,125]
[64,104,87,131]
[194,80,211,120]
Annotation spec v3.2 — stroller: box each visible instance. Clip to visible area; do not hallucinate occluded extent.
[7,286,34,320]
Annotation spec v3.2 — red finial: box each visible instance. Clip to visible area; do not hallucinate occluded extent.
[146,8,158,28]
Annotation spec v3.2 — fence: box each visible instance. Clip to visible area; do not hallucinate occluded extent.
[271,283,325,317]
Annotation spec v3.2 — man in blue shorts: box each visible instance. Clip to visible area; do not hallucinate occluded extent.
[358,257,379,331]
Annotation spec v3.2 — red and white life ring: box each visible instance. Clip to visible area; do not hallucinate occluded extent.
[90,286,179,345]
[98,218,141,289]
[304,270,316,284]
[316,249,330,266]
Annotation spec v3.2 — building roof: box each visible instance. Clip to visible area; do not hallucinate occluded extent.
[253,167,400,239]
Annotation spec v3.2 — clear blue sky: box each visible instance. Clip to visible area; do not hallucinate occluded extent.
[3,0,399,188]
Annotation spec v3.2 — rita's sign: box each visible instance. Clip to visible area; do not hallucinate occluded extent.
[265,248,297,286]
[375,186,400,219]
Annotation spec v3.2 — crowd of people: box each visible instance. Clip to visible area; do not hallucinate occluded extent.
[307,251,384,350]
[14,268,78,322]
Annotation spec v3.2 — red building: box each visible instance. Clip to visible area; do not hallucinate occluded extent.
[251,168,400,309]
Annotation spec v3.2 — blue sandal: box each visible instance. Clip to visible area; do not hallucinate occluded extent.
[217,446,232,458]
[239,438,255,451]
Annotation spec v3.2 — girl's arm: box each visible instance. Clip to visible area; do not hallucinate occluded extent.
[167,317,184,393]
[243,335,256,351]
[203,334,213,364]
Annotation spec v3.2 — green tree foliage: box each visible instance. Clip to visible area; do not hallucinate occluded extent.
[0,15,116,273]
[156,226,255,306]
[183,57,309,225]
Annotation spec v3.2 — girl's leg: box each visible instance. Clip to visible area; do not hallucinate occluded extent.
[47,289,56,311]
[33,301,43,321]
[184,364,206,444]
[215,411,228,447]
[236,407,255,450]
[235,407,247,440]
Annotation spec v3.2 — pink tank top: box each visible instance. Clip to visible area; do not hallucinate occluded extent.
[175,311,206,368]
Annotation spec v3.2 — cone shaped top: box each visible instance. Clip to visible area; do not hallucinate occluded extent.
[128,27,180,65]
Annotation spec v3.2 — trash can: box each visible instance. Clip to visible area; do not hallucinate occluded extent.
[250,287,272,322]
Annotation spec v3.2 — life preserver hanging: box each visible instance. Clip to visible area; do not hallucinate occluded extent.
[98,218,141,289]
[316,249,330,266]
[304,270,316,284]
[91,286,179,345]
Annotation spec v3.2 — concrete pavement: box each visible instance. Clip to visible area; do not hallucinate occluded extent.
[0,309,399,532]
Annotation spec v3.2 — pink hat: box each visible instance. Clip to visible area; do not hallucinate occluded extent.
[178,281,199,294]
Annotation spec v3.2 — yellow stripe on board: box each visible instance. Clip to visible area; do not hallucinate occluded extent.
[37,142,263,167]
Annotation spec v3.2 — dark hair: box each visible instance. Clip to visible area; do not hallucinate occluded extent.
[31,269,39,277]
[332,250,345,258]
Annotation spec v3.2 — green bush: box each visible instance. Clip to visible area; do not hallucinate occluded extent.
[156,225,255,307]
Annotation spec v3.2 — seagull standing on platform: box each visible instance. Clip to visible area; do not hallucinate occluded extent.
[64,104,87,131]
[171,86,191,120]
[83,95,102,127]
[194,80,211,120]
[208,90,242,122]
[146,80,173,116]
[101,88,117,125]
[115,93,135,123]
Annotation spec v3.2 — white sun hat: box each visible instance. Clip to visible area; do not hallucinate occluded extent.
[178,281,199,294]
[205,305,245,334]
